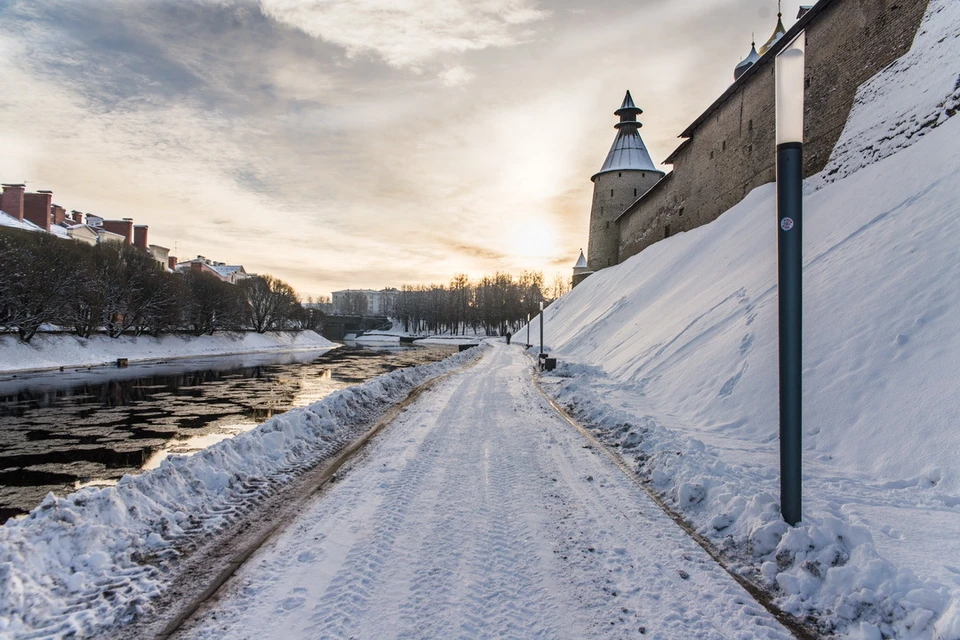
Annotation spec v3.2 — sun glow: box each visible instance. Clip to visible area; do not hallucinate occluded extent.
[506,218,560,260]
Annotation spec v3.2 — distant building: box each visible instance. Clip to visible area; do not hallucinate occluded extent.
[332,288,398,316]
[0,183,239,278]
[175,256,251,284]
[148,244,170,270]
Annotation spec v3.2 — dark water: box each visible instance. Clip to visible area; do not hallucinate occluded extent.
[0,344,455,521]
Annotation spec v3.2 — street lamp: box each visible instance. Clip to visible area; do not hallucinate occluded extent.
[776,32,805,527]
[539,301,545,358]
[527,313,531,348]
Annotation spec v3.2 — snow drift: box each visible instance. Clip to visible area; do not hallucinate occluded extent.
[532,1,960,637]
[0,330,336,375]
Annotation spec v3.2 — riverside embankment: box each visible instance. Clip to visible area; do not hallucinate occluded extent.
[0,330,335,375]
[0,342,457,520]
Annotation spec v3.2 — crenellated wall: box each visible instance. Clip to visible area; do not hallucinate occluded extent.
[616,0,929,263]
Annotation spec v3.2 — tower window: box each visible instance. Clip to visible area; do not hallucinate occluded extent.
[634,188,637,197]
[601,206,604,214]
[748,119,753,131]
[664,225,671,238]
[722,140,726,151]
[748,144,753,155]
[618,172,622,177]
[605,220,610,229]
[710,150,714,159]
[610,189,614,197]
[642,172,646,178]
[679,207,684,217]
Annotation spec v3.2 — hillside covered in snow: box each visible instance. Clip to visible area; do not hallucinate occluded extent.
[531,1,960,637]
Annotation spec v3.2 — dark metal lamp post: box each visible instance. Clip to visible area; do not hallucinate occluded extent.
[539,301,545,358]
[527,313,531,348]
[776,33,805,526]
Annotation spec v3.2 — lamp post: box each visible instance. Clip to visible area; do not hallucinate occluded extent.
[776,33,805,527]
[527,313,531,348]
[539,301,544,358]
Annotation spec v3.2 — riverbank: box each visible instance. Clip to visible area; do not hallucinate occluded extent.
[0,343,487,638]
[0,330,337,375]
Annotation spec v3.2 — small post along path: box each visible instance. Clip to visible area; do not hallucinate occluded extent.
[172,342,795,639]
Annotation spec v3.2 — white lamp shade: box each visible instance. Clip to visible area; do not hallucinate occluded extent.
[775,33,805,145]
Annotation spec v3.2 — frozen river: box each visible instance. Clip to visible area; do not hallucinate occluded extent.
[0,343,455,520]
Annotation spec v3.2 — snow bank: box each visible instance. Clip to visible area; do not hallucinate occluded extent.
[414,335,488,346]
[0,344,486,638]
[529,3,960,637]
[815,0,960,187]
[0,330,336,374]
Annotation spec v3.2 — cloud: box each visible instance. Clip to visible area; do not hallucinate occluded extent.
[439,66,476,87]
[0,0,796,297]
[258,0,548,74]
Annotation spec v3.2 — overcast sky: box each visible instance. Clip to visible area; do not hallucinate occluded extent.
[0,0,801,298]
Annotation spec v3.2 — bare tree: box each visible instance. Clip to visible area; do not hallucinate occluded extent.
[0,229,77,342]
[184,272,244,335]
[242,275,300,333]
[551,274,571,300]
[342,291,368,316]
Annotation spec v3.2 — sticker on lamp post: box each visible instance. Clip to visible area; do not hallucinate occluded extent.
[780,217,794,231]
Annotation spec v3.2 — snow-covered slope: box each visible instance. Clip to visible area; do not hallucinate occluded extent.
[531,1,960,637]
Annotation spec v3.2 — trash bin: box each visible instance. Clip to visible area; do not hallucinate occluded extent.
[544,357,557,371]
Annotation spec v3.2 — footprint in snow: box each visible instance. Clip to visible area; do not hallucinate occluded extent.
[297,551,318,563]
[277,594,307,612]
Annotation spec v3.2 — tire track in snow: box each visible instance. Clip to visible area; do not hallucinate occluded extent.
[455,354,563,638]
[304,374,474,638]
[173,344,799,639]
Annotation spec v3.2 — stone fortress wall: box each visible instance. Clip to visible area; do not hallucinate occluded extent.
[587,169,662,272]
[615,0,929,263]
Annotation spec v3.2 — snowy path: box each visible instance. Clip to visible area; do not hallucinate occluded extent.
[174,343,793,639]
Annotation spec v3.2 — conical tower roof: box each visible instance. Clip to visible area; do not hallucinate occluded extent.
[593,91,661,179]
[573,249,588,270]
[615,90,641,118]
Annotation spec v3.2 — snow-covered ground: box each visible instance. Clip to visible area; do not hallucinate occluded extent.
[353,322,493,347]
[0,330,336,374]
[1,2,956,638]
[0,345,484,638]
[413,335,487,346]
[173,343,794,640]
[521,2,960,637]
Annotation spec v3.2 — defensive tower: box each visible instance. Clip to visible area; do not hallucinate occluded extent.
[586,91,664,272]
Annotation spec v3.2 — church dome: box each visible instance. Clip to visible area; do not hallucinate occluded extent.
[758,10,787,56]
[734,41,760,80]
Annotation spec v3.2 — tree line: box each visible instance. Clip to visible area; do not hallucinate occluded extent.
[0,228,318,343]
[394,271,569,336]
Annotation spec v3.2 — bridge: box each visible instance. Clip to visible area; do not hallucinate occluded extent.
[319,315,392,341]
